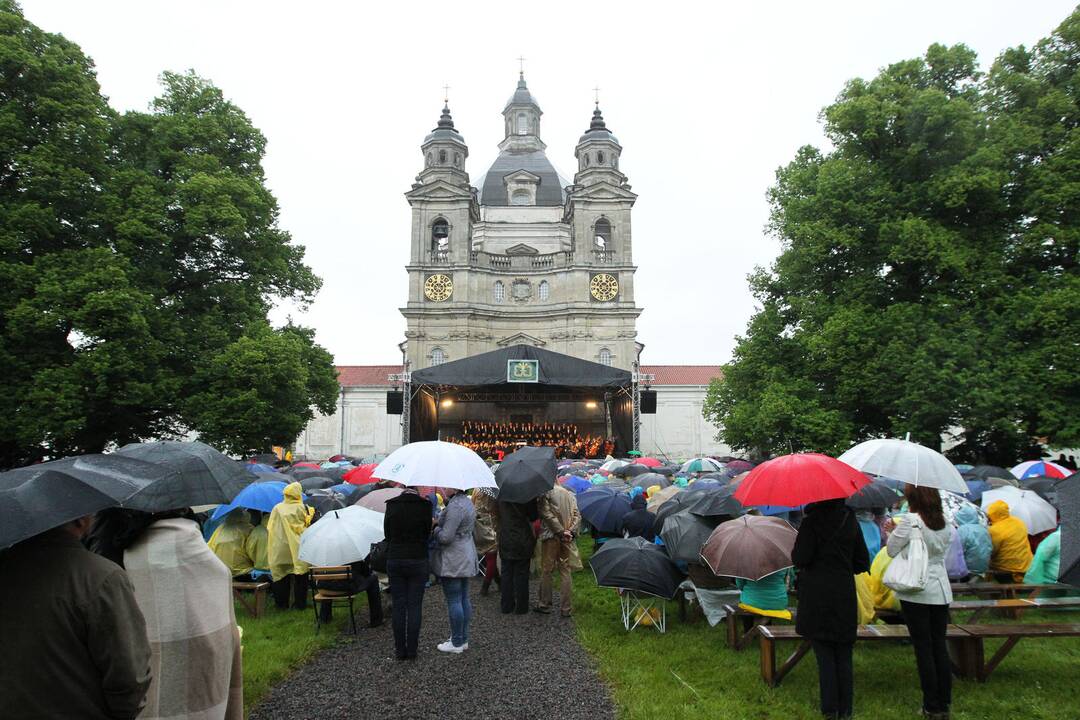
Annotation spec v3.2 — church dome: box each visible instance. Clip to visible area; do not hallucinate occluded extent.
[577,105,618,145]
[503,74,540,111]
[476,150,568,206]
[423,103,466,146]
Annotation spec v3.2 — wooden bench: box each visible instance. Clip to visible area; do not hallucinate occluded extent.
[949,624,1080,682]
[757,624,970,687]
[309,566,358,635]
[232,581,271,618]
[724,604,795,650]
[950,582,1072,599]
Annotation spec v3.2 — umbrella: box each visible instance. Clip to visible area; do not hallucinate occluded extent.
[494,446,557,503]
[290,466,347,482]
[954,463,975,473]
[1018,477,1059,505]
[244,462,279,475]
[735,453,870,507]
[109,441,253,511]
[725,459,754,474]
[342,464,378,486]
[700,515,797,581]
[249,453,279,465]
[0,459,151,549]
[684,485,745,519]
[356,487,405,513]
[327,483,360,498]
[578,488,633,534]
[838,439,967,493]
[1012,460,1069,480]
[941,491,988,527]
[294,462,321,469]
[981,486,1058,535]
[589,537,685,599]
[658,510,715,563]
[651,466,676,477]
[372,441,496,491]
[1058,475,1080,584]
[681,458,723,474]
[963,479,992,503]
[616,463,652,478]
[306,491,346,520]
[561,475,593,495]
[631,473,670,491]
[601,459,629,472]
[987,476,1019,488]
[210,481,303,521]
[298,505,385,567]
[299,476,338,492]
[637,457,663,468]
[646,485,682,512]
[845,480,902,510]
[967,465,1017,482]
[328,454,349,463]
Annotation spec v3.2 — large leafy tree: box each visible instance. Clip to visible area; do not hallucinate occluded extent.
[705,12,1080,464]
[0,2,337,467]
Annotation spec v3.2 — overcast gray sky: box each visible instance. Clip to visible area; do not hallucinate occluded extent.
[20,0,1078,365]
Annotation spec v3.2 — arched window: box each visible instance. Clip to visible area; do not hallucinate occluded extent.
[426,152,433,167]
[454,152,461,167]
[438,149,447,164]
[538,280,549,301]
[431,218,449,256]
[510,189,531,206]
[597,151,605,165]
[517,113,529,135]
[431,347,446,366]
[594,218,612,249]
[599,348,612,366]
[494,281,505,303]
[583,154,590,167]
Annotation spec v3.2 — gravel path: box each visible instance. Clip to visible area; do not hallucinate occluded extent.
[249,579,615,720]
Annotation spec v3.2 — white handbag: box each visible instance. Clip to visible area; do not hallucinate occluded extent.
[883,516,929,593]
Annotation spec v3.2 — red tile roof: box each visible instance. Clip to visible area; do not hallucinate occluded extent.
[334,364,722,387]
[640,365,723,386]
[336,365,403,387]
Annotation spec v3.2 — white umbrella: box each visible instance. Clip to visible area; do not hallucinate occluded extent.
[298,505,385,567]
[371,441,496,491]
[980,486,1058,535]
[941,491,988,527]
[838,439,967,493]
[601,459,629,472]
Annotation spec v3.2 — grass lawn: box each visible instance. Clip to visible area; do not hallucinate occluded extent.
[235,600,348,716]
[570,538,1080,720]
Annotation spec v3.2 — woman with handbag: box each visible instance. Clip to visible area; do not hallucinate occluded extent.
[886,485,954,720]
[792,498,870,720]
[431,488,478,653]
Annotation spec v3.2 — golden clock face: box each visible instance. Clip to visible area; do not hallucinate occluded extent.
[590,273,619,301]
[424,274,453,302]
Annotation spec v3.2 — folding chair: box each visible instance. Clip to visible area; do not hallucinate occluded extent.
[309,565,358,635]
[618,589,667,633]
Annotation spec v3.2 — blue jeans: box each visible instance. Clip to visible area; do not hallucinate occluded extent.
[387,558,428,658]
[440,576,472,647]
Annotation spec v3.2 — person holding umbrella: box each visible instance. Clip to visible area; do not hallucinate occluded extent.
[432,487,478,653]
[493,446,556,615]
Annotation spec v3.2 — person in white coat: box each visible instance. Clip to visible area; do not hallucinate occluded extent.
[887,485,954,720]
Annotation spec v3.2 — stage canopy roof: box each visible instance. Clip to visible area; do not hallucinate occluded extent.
[411,344,631,388]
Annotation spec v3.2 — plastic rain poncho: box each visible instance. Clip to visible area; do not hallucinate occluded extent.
[867,546,899,612]
[266,482,315,581]
[987,499,1033,578]
[954,504,991,575]
[1024,529,1060,585]
[207,511,254,577]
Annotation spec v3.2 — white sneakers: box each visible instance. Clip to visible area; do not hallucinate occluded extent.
[437,639,467,653]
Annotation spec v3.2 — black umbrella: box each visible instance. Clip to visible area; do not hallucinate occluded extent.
[631,473,671,490]
[617,464,652,478]
[0,459,152,548]
[845,480,902,510]
[1058,474,1079,585]
[968,465,1016,482]
[655,493,699,531]
[658,510,714,564]
[306,490,347,521]
[289,466,347,482]
[589,536,685,599]
[299,476,338,492]
[651,466,676,477]
[1018,476,1059,505]
[685,485,745,519]
[114,440,252,509]
[494,446,556,503]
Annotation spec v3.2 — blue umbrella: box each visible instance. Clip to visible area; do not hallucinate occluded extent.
[211,481,305,521]
[245,463,279,475]
[578,487,632,533]
[964,479,991,503]
[328,483,359,497]
[562,475,592,494]
[757,504,802,516]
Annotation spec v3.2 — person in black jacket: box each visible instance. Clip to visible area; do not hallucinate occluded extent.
[495,498,539,614]
[384,488,434,660]
[619,494,657,541]
[792,498,871,720]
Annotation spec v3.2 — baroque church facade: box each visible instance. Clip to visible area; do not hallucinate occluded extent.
[294,74,728,460]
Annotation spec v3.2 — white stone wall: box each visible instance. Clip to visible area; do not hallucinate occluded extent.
[639,384,730,460]
[293,386,404,461]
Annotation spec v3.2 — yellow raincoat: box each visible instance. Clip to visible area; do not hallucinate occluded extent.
[266,482,314,581]
[246,513,270,571]
[854,573,875,624]
[987,500,1033,581]
[867,546,899,612]
[207,511,254,577]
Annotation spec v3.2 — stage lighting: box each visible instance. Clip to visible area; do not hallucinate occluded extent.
[440,398,454,408]
[585,400,598,409]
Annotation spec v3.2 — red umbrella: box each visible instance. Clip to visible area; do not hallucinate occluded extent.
[733,453,869,507]
[343,463,378,486]
[294,462,320,469]
[637,457,663,468]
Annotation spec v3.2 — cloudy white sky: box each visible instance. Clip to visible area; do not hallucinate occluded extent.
[20,1,1078,366]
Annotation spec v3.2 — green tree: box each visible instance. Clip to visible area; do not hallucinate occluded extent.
[705,12,1080,464]
[0,2,337,467]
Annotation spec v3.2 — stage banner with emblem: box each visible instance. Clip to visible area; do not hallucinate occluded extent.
[507,359,539,383]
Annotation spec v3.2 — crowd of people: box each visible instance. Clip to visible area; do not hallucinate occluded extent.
[450,420,614,459]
